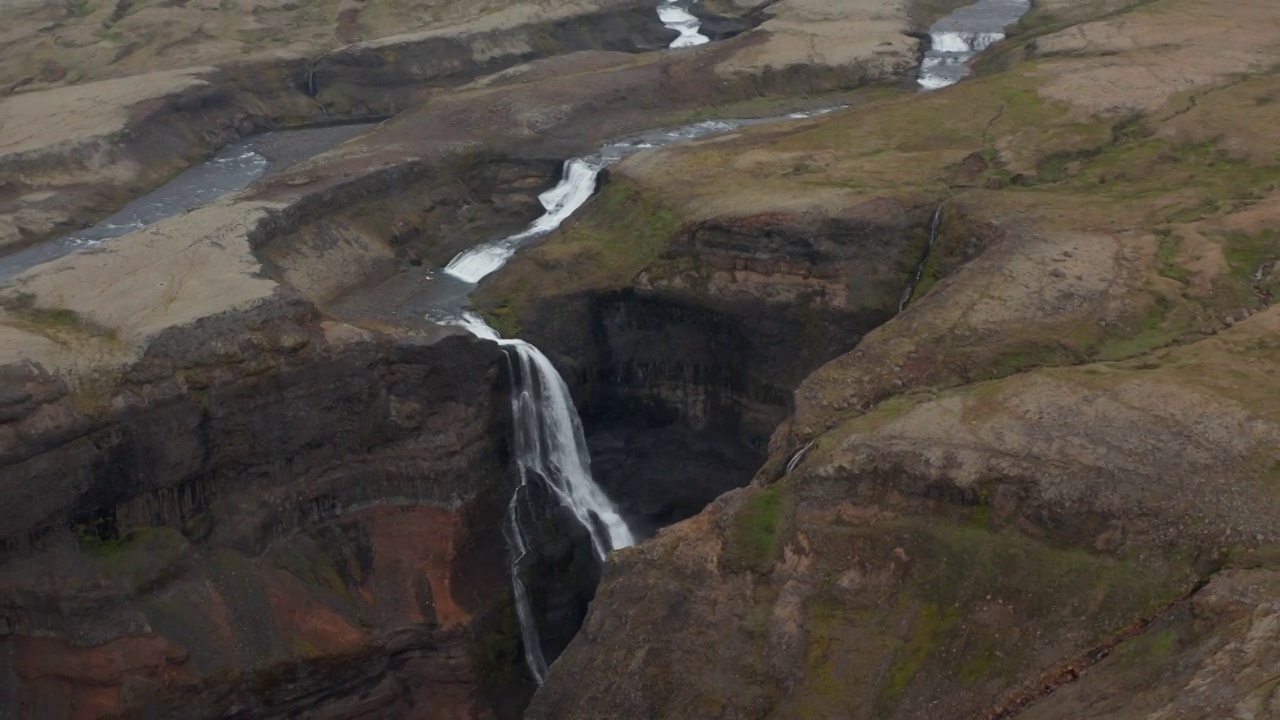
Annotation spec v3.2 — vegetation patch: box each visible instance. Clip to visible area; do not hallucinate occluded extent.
[884,602,960,701]
[474,595,527,693]
[476,177,685,317]
[731,485,787,572]
[1221,228,1279,305]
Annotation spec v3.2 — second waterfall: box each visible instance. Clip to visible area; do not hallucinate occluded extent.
[454,313,635,685]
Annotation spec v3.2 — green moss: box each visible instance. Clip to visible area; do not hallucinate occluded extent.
[884,603,960,700]
[270,541,362,612]
[477,178,686,316]
[1092,294,1192,361]
[1222,228,1279,304]
[797,601,850,720]
[77,526,190,592]
[67,0,95,17]
[732,486,786,571]
[1156,231,1190,284]
[480,304,521,338]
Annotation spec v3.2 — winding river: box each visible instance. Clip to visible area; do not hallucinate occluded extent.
[0,122,377,281]
[0,0,1029,686]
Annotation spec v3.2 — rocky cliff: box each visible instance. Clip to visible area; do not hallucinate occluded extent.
[3,0,1277,716]
[0,291,540,716]
[503,0,1280,716]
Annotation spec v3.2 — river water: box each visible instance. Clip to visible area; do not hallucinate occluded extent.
[0,122,377,281]
[918,0,1031,90]
[0,0,1027,686]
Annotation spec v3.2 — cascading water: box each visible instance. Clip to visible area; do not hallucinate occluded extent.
[898,205,943,312]
[443,117,815,285]
[445,158,603,283]
[436,59,852,685]
[450,312,635,684]
[917,0,1031,90]
[784,440,815,475]
[658,0,709,48]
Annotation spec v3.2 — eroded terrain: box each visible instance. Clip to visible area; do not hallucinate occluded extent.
[1,0,1278,717]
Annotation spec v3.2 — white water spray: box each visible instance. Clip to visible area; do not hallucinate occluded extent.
[445,159,604,284]
[917,0,1030,90]
[658,1,709,48]
[784,440,815,476]
[450,312,635,684]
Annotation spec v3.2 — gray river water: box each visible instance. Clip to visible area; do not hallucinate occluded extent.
[0,122,377,281]
[0,0,1032,689]
[0,0,1027,283]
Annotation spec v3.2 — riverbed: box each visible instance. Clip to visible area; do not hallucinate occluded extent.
[0,122,378,281]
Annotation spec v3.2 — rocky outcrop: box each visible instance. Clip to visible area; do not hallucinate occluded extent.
[528,306,1280,719]
[521,0,1280,715]
[0,293,538,717]
[477,171,936,527]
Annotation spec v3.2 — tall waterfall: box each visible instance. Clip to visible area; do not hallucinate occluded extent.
[452,312,635,684]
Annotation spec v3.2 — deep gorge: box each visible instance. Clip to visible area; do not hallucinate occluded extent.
[8,0,1272,717]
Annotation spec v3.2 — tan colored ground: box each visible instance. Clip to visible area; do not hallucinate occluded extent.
[0,68,213,158]
[712,0,918,82]
[0,0,637,90]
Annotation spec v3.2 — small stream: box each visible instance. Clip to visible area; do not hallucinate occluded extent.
[0,0,1030,688]
[0,122,377,281]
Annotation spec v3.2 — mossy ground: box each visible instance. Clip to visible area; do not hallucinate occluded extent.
[729,485,786,571]
[477,176,685,315]
[784,499,1191,720]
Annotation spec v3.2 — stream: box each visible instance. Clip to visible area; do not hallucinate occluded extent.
[1,0,1029,688]
[0,122,377,281]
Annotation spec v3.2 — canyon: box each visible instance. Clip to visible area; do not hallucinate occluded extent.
[1,0,1278,717]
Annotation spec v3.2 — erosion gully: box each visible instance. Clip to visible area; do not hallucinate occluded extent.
[0,0,1029,688]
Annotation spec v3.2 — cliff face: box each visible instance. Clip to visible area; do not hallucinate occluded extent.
[0,10,932,708]
[478,183,935,528]
[511,0,1280,715]
[5,0,1277,716]
[0,298,536,717]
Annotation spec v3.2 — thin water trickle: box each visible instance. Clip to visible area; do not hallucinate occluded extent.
[784,440,815,475]
[898,205,943,313]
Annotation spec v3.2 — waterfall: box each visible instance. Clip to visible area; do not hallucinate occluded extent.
[452,312,635,684]
[658,1,709,48]
[504,472,550,683]
[784,440,815,475]
[917,0,1031,90]
[445,159,604,284]
[898,205,943,312]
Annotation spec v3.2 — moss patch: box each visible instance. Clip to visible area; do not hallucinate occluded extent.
[730,486,787,572]
[477,176,685,316]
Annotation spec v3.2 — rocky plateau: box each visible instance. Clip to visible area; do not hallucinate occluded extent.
[1,0,1278,717]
